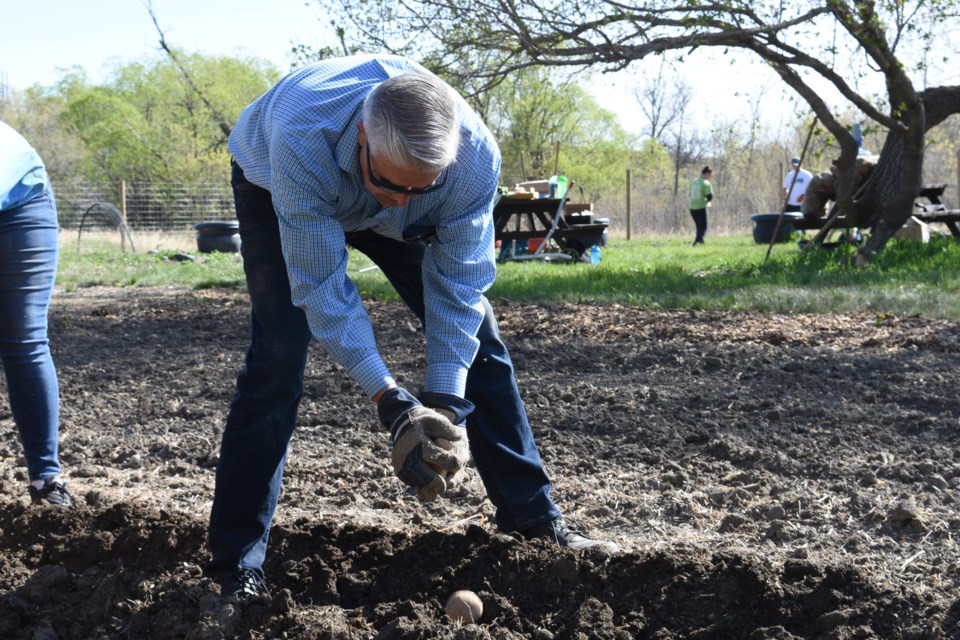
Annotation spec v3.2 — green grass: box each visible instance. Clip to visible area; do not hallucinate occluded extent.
[57,233,960,320]
[59,246,247,291]
[485,235,960,319]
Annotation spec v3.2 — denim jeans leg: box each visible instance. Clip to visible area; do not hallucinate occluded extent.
[344,230,560,532]
[465,297,560,531]
[0,192,61,481]
[207,165,312,574]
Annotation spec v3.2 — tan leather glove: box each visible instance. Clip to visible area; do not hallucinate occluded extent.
[390,407,469,500]
[378,388,470,501]
[430,431,471,494]
[420,392,474,495]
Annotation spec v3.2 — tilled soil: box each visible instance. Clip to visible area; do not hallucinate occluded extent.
[1,285,959,639]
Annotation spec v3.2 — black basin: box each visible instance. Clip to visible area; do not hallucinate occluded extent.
[195,221,241,253]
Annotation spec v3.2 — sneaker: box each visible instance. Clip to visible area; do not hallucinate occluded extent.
[519,516,619,553]
[29,478,75,507]
[216,566,271,599]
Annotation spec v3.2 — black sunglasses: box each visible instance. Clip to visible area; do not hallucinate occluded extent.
[364,144,447,195]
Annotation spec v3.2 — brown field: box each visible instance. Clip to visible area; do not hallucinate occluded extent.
[2,286,959,639]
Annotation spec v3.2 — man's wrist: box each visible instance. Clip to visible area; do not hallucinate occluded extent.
[376,387,423,434]
[372,384,398,404]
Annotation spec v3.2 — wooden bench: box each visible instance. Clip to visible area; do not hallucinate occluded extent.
[912,183,960,236]
[792,216,852,231]
[912,209,960,236]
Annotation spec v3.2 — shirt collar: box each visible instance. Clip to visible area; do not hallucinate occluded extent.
[335,107,364,179]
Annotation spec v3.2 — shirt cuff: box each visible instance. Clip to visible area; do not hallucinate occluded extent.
[349,354,395,399]
[424,363,469,398]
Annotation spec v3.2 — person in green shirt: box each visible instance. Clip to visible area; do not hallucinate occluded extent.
[688,166,714,245]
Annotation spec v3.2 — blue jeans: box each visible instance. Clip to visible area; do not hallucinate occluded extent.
[0,191,61,482]
[207,162,560,574]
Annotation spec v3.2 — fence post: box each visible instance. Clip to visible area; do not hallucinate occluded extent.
[625,168,632,240]
[119,180,128,252]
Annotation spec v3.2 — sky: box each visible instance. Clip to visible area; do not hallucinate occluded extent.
[5,0,935,142]
[0,0,330,91]
[0,0,807,138]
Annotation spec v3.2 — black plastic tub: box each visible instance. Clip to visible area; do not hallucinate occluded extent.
[750,212,802,244]
[194,221,241,253]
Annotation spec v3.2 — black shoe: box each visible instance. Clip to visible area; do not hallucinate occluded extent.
[29,478,75,507]
[519,516,619,553]
[216,566,271,599]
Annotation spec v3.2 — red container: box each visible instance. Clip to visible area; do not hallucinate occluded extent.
[527,237,547,253]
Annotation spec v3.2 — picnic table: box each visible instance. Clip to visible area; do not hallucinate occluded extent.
[911,183,960,237]
[792,214,851,232]
[493,196,608,260]
[793,183,960,237]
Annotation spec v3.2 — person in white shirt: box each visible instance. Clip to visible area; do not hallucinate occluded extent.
[783,157,813,213]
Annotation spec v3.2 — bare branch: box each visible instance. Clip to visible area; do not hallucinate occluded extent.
[145,0,233,138]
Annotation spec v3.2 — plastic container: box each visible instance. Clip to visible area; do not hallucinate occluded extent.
[750,212,802,244]
[564,213,593,226]
[557,175,569,199]
[590,245,601,264]
[527,237,547,253]
[194,221,241,253]
[548,175,569,199]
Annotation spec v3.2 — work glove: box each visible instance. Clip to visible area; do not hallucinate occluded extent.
[377,387,471,501]
[419,392,474,493]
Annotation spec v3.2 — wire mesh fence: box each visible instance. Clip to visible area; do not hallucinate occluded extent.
[54,181,235,232]
[51,163,960,247]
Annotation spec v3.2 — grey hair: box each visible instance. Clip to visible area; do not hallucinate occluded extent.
[362,72,460,172]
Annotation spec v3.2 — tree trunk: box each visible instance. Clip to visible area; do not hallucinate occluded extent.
[920,86,960,130]
[839,86,960,258]
[854,126,925,255]
[835,97,927,257]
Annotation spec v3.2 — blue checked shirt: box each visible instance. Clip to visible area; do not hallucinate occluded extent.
[228,55,501,399]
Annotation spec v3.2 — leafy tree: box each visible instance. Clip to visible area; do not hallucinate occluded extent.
[317,0,960,259]
[0,84,86,182]
[552,92,646,207]
[56,51,279,183]
[475,67,642,206]
[487,68,576,180]
[287,40,639,209]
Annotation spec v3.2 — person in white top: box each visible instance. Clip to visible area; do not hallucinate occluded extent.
[783,157,813,213]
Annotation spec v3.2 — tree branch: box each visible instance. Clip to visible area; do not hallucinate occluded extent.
[145,1,233,138]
